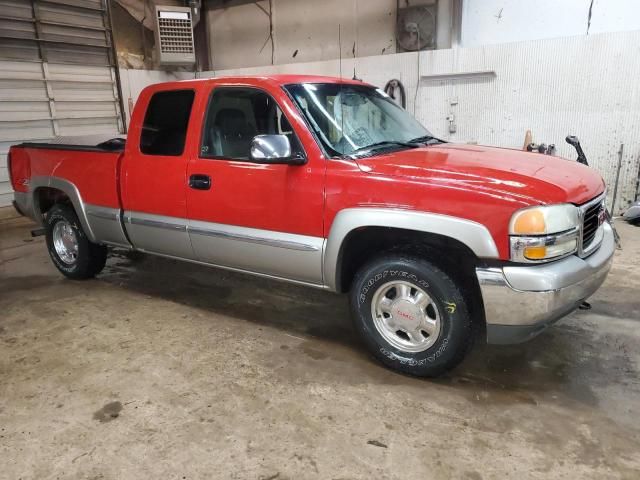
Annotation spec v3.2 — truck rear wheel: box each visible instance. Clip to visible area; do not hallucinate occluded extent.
[349,255,474,377]
[45,204,107,280]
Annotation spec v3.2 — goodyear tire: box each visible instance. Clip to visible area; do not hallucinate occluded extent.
[45,203,107,280]
[350,255,473,377]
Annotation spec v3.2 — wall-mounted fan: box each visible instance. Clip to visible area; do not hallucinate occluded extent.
[396,5,436,52]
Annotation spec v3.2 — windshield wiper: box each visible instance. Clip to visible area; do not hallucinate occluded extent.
[352,140,420,155]
[408,135,445,145]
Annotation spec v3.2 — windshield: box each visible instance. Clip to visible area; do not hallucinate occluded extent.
[284,83,435,157]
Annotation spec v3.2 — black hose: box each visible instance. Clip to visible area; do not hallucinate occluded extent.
[384,79,406,109]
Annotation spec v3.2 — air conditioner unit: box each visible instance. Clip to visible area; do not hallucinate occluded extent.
[154,5,196,66]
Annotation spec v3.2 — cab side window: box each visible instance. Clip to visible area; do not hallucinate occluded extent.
[140,89,195,156]
[201,87,302,160]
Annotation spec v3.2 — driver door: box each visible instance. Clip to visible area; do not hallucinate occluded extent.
[186,85,325,285]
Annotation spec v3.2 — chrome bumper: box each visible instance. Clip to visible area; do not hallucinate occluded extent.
[477,222,615,344]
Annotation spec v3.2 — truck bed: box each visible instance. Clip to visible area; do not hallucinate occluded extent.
[9,136,126,212]
[18,134,126,153]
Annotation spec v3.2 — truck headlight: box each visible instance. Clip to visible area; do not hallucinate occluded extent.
[509,204,579,262]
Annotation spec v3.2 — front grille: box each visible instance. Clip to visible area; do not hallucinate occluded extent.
[582,202,601,249]
[579,194,605,256]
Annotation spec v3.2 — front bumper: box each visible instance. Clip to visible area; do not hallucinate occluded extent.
[477,222,615,344]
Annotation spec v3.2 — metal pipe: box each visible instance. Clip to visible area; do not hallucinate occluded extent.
[634,153,640,202]
[106,0,128,133]
[187,0,201,27]
[611,143,624,215]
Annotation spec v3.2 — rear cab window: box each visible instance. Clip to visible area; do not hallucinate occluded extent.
[140,89,195,156]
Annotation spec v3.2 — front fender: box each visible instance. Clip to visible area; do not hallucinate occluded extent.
[323,208,499,291]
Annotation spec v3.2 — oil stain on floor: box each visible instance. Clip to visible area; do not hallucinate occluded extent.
[93,401,123,423]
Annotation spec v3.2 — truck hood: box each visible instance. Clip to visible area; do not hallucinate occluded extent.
[354,143,605,206]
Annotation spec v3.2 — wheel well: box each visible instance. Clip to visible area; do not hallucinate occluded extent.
[336,227,486,325]
[34,187,71,220]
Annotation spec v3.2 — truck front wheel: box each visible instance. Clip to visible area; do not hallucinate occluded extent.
[350,255,474,377]
[45,204,107,280]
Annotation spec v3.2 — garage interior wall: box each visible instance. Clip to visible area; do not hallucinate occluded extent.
[0,0,123,207]
[120,29,640,214]
[205,0,455,71]
[461,0,640,46]
[3,1,639,212]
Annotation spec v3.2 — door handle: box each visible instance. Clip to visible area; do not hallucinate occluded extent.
[189,174,211,190]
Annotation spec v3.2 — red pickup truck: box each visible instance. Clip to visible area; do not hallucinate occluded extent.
[8,75,614,376]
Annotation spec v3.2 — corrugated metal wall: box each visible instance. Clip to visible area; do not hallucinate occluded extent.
[201,30,640,213]
[0,0,123,207]
[414,32,640,214]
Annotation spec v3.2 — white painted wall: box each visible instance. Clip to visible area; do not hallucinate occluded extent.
[121,30,640,212]
[461,0,640,46]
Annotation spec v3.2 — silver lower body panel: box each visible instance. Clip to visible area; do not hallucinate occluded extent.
[189,219,324,285]
[124,210,194,259]
[86,204,130,248]
[122,211,324,286]
[15,192,325,288]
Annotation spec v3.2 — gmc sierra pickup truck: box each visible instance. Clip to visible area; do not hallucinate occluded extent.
[8,75,614,376]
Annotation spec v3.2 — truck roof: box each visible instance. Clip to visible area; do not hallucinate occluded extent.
[170,74,372,88]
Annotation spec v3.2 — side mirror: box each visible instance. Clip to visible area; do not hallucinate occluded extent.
[249,134,306,165]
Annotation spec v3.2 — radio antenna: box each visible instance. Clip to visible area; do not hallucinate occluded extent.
[338,23,342,78]
[338,23,344,153]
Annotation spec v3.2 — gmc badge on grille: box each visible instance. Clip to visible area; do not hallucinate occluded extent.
[598,206,606,226]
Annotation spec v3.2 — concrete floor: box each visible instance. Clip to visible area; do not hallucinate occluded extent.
[1,214,639,480]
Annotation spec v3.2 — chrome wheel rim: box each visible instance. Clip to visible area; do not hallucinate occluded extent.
[52,220,79,265]
[371,280,441,353]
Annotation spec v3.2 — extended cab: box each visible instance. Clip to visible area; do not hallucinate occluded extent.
[8,75,614,376]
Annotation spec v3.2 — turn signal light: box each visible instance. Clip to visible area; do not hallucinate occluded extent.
[523,245,547,259]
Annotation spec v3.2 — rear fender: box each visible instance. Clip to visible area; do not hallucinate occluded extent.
[30,176,97,242]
